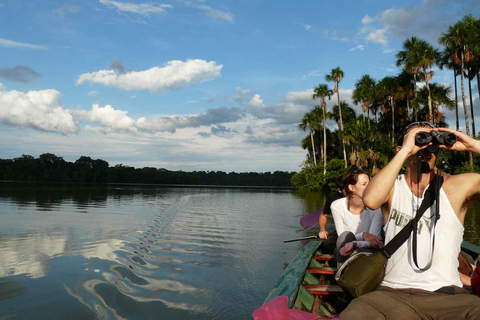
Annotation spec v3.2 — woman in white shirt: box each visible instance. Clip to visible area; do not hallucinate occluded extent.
[331,169,383,267]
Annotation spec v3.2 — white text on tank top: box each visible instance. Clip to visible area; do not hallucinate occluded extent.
[381,175,464,291]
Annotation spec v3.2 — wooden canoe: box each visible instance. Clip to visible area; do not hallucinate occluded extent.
[264,239,480,318]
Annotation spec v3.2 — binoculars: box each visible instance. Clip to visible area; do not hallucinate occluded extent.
[415,131,457,152]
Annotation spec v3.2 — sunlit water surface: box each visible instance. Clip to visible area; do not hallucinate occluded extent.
[1,182,479,320]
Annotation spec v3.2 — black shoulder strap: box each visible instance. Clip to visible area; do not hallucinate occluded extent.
[380,174,444,259]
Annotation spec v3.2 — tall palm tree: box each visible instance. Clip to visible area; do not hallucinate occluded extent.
[439,19,475,167]
[396,37,422,120]
[396,69,416,121]
[416,40,440,122]
[462,15,479,137]
[418,83,454,124]
[329,101,356,125]
[352,74,376,124]
[438,47,460,130]
[325,67,347,167]
[467,64,477,136]
[377,76,401,143]
[299,111,321,167]
[312,84,334,174]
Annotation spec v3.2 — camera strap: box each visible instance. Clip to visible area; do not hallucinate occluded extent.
[380,174,442,259]
[411,173,443,271]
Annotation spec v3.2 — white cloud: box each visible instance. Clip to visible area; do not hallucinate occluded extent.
[77,59,223,93]
[361,15,374,25]
[365,28,387,45]
[349,44,365,51]
[0,87,76,133]
[368,1,480,44]
[0,38,48,50]
[196,5,233,22]
[285,90,314,104]
[85,104,136,132]
[88,91,98,96]
[304,24,311,31]
[99,0,172,16]
[249,94,265,108]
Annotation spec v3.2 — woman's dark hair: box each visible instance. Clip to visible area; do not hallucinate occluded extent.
[343,168,369,197]
[335,175,345,190]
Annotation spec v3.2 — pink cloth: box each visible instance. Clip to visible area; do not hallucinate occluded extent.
[252,296,319,320]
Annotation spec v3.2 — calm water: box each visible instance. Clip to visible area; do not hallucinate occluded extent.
[0,182,325,320]
[1,182,480,320]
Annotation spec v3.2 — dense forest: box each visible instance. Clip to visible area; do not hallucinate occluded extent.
[0,153,295,187]
[293,14,480,191]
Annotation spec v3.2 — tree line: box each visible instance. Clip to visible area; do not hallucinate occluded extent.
[0,153,295,187]
[293,15,480,191]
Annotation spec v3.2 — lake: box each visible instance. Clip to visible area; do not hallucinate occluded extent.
[1,182,479,320]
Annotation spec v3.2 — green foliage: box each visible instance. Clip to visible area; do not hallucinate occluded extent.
[454,161,480,174]
[291,171,307,188]
[294,159,348,192]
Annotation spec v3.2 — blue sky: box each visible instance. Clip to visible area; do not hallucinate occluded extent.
[1,0,479,172]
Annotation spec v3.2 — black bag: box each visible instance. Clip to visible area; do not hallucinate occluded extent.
[335,175,444,298]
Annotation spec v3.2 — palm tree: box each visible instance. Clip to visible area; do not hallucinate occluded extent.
[439,19,475,167]
[418,83,454,124]
[325,67,347,167]
[438,47,460,130]
[352,74,376,125]
[329,101,356,125]
[377,76,400,143]
[461,15,479,136]
[396,37,423,120]
[467,64,477,135]
[312,84,334,174]
[416,40,440,122]
[396,69,416,121]
[299,111,321,167]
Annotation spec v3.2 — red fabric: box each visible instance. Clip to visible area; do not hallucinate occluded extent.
[472,265,480,297]
[252,296,319,320]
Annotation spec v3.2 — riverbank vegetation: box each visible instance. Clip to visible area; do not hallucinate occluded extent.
[0,153,295,186]
[293,15,480,191]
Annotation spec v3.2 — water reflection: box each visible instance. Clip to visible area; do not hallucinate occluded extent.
[0,182,306,319]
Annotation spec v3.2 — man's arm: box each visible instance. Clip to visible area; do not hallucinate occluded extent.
[363,148,409,210]
[437,127,480,222]
[363,127,430,210]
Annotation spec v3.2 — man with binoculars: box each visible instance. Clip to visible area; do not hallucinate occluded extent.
[340,121,480,319]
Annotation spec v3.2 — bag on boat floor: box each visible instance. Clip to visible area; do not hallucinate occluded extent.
[335,175,443,298]
[335,251,387,298]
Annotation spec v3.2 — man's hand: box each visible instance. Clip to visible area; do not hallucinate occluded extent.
[318,230,329,239]
[401,126,433,156]
[435,127,480,153]
[340,241,357,256]
[363,232,383,248]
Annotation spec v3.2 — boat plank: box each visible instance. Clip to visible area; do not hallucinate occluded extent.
[303,284,344,295]
[315,254,334,261]
[307,267,337,275]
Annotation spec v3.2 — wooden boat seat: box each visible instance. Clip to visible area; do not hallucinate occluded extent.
[303,284,344,295]
[314,254,334,261]
[307,267,337,275]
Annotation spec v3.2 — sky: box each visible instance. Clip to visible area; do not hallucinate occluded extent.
[1,0,480,172]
